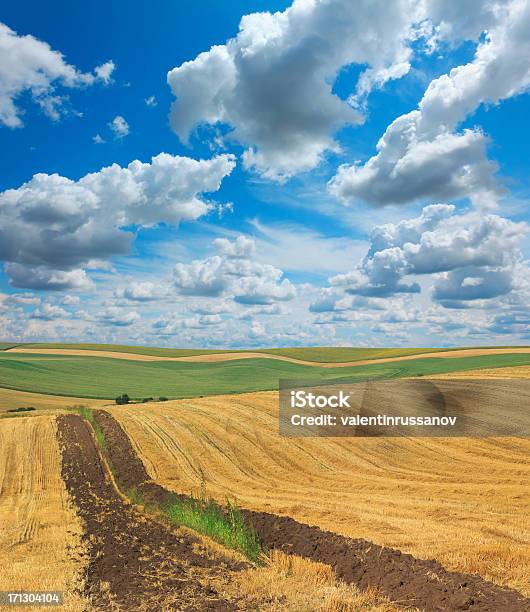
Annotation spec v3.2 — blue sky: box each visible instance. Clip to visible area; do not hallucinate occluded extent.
[0,0,529,347]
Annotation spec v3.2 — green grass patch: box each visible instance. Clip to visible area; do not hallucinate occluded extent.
[77,406,106,450]
[163,492,262,562]
[0,343,20,350]
[1,352,530,400]
[76,407,262,562]
[124,486,145,506]
[19,342,242,358]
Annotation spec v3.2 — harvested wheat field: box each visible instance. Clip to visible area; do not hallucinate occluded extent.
[432,366,530,379]
[0,387,109,414]
[96,409,527,609]
[226,551,399,612]
[0,416,89,611]
[112,390,530,596]
[56,412,398,611]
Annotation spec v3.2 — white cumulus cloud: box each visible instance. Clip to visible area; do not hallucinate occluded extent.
[0,153,236,289]
[0,22,115,127]
[108,115,129,138]
[319,204,527,305]
[329,0,530,208]
[94,60,115,84]
[168,0,424,180]
[173,236,296,305]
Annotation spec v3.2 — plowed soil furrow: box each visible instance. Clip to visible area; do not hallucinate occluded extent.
[93,410,530,612]
[56,414,246,611]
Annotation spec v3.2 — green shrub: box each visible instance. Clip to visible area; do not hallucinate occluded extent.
[115,393,130,405]
[7,406,36,413]
[158,396,169,402]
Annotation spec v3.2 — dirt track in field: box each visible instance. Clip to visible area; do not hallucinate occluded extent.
[93,409,530,612]
[8,346,530,368]
[56,414,246,611]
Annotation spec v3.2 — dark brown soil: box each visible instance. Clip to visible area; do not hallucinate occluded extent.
[93,409,179,506]
[94,409,530,612]
[57,414,246,611]
[242,511,530,612]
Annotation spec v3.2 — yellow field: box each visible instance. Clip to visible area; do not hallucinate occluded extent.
[0,416,89,611]
[112,391,530,596]
[0,387,109,414]
[184,537,398,612]
[432,366,530,379]
[0,409,394,612]
[227,551,398,611]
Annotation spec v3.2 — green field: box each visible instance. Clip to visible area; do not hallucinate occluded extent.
[0,343,19,350]
[4,342,528,362]
[1,352,530,400]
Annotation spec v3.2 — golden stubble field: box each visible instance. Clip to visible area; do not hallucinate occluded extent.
[0,416,89,611]
[432,365,530,379]
[0,411,397,612]
[0,388,109,415]
[112,390,530,596]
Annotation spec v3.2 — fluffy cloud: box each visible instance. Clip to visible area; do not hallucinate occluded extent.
[108,115,129,139]
[488,290,530,337]
[153,312,232,336]
[61,294,80,306]
[173,256,226,297]
[433,267,513,302]
[168,0,424,180]
[5,264,93,290]
[321,204,527,304]
[330,0,530,207]
[114,281,166,302]
[94,60,115,84]
[423,0,512,43]
[0,22,114,127]
[213,235,256,259]
[173,237,296,305]
[97,307,140,327]
[233,269,296,305]
[0,292,41,306]
[0,153,235,289]
[32,302,69,320]
[309,289,383,313]
[330,125,498,207]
